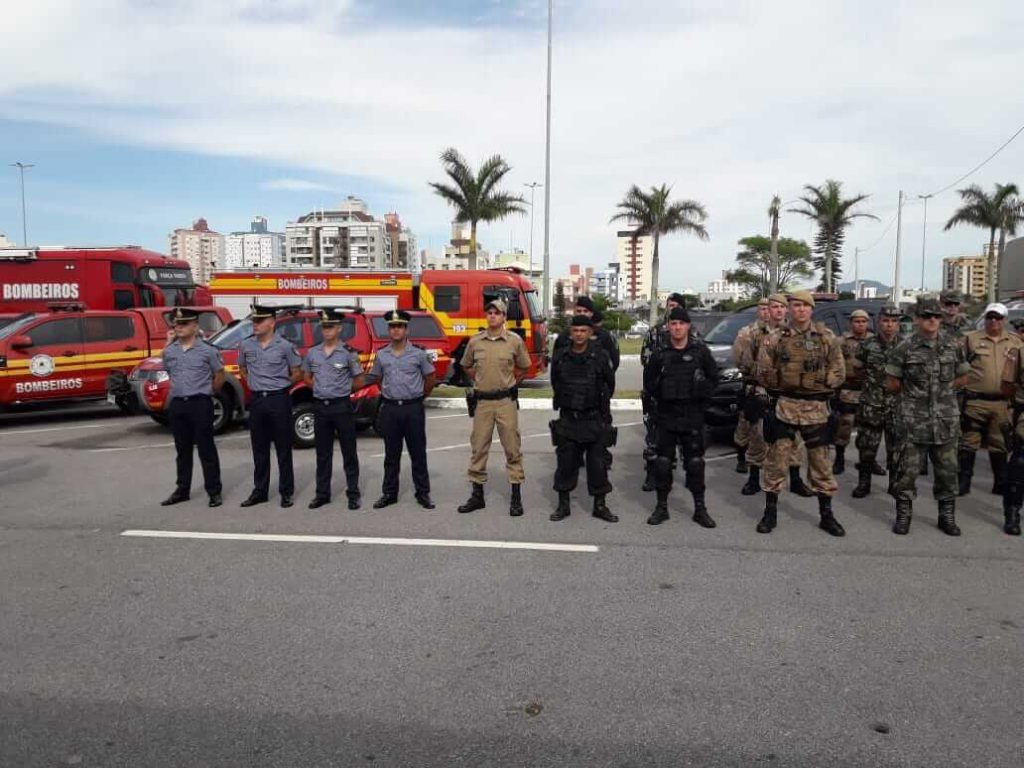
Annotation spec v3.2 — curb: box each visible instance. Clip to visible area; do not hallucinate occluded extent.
[426,397,643,411]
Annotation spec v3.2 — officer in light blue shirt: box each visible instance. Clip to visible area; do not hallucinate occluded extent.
[160,307,224,508]
[238,305,303,508]
[367,310,437,509]
[302,309,366,510]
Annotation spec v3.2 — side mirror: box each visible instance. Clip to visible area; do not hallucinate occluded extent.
[9,335,33,349]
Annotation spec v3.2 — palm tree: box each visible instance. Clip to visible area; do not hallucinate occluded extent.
[610,184,709,325]
[789,180,877,293]
[945,183,1021,301]
[429,147,527,270]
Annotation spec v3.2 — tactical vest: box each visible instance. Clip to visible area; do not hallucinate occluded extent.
[774,324,833,395]
[657,343,710,402]
[554,347,603,411]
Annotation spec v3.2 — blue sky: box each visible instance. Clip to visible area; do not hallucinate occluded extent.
[3,0,1023,293]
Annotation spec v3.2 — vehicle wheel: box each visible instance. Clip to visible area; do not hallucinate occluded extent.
[292,402,317,449]
[212,390,234,434]
[149,413,169,427]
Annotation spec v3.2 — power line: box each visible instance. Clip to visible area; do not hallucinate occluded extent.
[922,119,1024,198]
[858,210,899,254]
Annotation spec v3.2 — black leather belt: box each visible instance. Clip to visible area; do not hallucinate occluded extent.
[560,408,602,420]
[316,396,351,406]
[784,392,833,402]
[476,388,515,401]
[172,394,211,402]
[382,396,424,406]
[965,392,1005,402]
[251,388,290,398]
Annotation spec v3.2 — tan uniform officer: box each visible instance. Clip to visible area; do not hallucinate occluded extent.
[756,290,846,536]
[958,302,1023,496]
[457,297,532,517]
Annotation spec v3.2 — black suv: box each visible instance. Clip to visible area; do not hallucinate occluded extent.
[703,299,897,427]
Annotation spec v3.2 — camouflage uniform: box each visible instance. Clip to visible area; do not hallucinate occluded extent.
[940,314,971,345]
[1001,347,1024,534]
[852,328,902,495]
[756,303,846,536]
[886,316,970,534]
[732,320,771,467]
[833,328,873,472]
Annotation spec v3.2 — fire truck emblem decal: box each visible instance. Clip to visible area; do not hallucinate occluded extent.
[30,354,55,377]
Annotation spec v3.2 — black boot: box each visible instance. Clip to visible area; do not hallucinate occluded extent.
[789,466,814,497]
[817,494,845,537]
[642,462,656,493]
[989,452,1007,495]
[647,490,669,525]
[832,445,846,475]
[691,492,715,528]
[757,492,778,533]
[741,465,761,495]
[937,499,961,536]
[851,467,872,498]
[550,491,571,521]
[871,460,887,476]
[735,447,749,474]
[1004,504,1022,536]
[957,450,975,496]
[592,494,618,523]
[893,498,912,535]
[457,483,485,514]
[509,484,524,517]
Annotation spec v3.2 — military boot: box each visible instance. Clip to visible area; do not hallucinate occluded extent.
[691,492,716,528]
[457,482,486,514]
[937,499,961,536]
[647,490,670,525]
[832,445,846,475]
[989,452,1007,495]
[756,492,778,533]
[550,491,571,521]
[893,499,912,535]
[851,467,872,498]
[642,458,656,492]
[871,460,887,476]
[789,466,814,497]
[1004,503,1022,536]
[741,465,761,495]
[957,450,975,496]
[509,484,524,517]
[817,494,845,537]
[592,494,618,523]
[735,447,749,474]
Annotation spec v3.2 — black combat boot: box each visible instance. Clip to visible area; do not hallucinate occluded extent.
[642,462,656,493]
[937,499,961,536]
[871,460,886,476]
[989,452,1007,495]
[457,483,485,514]
[647,490,670,525]
[550,491,571,521]
[851,467,872,498]
[817,494,845,537]
[592,494,618,523]
[893,499,912,535]
[691,492,716,528]
[957,450,975,496]
[735,447,749,474]
[1005,474,1023,536]
[832,445,846,475]
[509,484,524,517]
[756,492,778,533]
[789,466,814,497]
[741,466,761,495]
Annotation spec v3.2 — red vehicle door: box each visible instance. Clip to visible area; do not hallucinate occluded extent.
[81,313,149,397]
[2,315,86,402]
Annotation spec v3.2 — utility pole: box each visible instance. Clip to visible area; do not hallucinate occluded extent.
[893,190,904,306]
[854,247,860,298]
[917,193,932,291]
[524,182,542,279]
[768,195,781,295]
[10,162,34,246]
[541,0,553,313]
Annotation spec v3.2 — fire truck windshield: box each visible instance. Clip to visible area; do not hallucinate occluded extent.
[524,290,544,320]
[0,314,38,340]
[138,267,198,306]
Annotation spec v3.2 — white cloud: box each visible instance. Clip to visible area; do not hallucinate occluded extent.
[2,0,1023,293]
[259,178,339,193]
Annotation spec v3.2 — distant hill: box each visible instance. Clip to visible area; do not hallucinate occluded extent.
[838,279,890,294]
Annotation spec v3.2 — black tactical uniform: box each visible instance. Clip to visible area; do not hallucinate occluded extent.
[549,315,617,522]
[643,307,719,527]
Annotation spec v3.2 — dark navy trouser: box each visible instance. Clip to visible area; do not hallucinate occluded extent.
[169,395,221,496]
[377,400,429,497]
[249,390,294,497]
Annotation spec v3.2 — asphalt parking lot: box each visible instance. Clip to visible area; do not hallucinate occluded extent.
[2,406,1023,767]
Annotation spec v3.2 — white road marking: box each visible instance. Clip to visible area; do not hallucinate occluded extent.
[121,529,599,553]
[0,422,120,437]
[426,413,465,420]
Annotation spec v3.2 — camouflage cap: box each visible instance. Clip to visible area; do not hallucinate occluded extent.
[878,304,901,317]
[849,309,869,320]
[767,293,788,306]
[485,297,508,315]
[915,298,943,318]
[757,297,770,306]
[788,290,815,307]
[939,289,963,304]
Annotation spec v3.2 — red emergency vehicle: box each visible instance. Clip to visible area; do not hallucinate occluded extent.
[0,246,212,313]
[208,267,548,383]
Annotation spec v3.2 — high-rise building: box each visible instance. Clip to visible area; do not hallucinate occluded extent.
[589,263,621,303]
[169,218,224,284]
[943,255,989,300]
[615,229,654,302]
[383,213,417,270]
[704,271,751,304]
[424,222,490,270]
[224,216,285,270]
[285,198,394,269]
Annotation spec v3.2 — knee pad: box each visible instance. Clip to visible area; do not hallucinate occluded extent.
[686,456,705,476]
[654,455,674,480]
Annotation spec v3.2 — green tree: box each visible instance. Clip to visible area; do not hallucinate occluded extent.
[946,183,1022,301]
[551,280,567,334]
[609,183,709,325]
[789,179,877,293]
[429,147,527,270]
[725,235,814,296]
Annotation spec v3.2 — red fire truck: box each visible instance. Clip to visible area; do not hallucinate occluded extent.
[208,267,548,383]
[0,246,212,313]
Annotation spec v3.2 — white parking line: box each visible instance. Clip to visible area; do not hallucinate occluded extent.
[0,422,119,437]
[121,529,599,553]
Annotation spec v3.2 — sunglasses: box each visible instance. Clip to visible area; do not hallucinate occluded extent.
[941,301,961,307]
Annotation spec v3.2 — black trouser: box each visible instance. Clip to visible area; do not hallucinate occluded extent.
[169,395,221,496]
[248,390,294,497]
[653,418,706,493]
[377,400,429,497]
[553,415,611,496]
[314,398,359,499]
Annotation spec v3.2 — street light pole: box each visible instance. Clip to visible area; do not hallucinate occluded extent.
[768,195,781,295]
[541,0,553,312]
[524,182,542,279]
[10,162,34,247]
[893,190,904,305]
[917,193,932,291]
